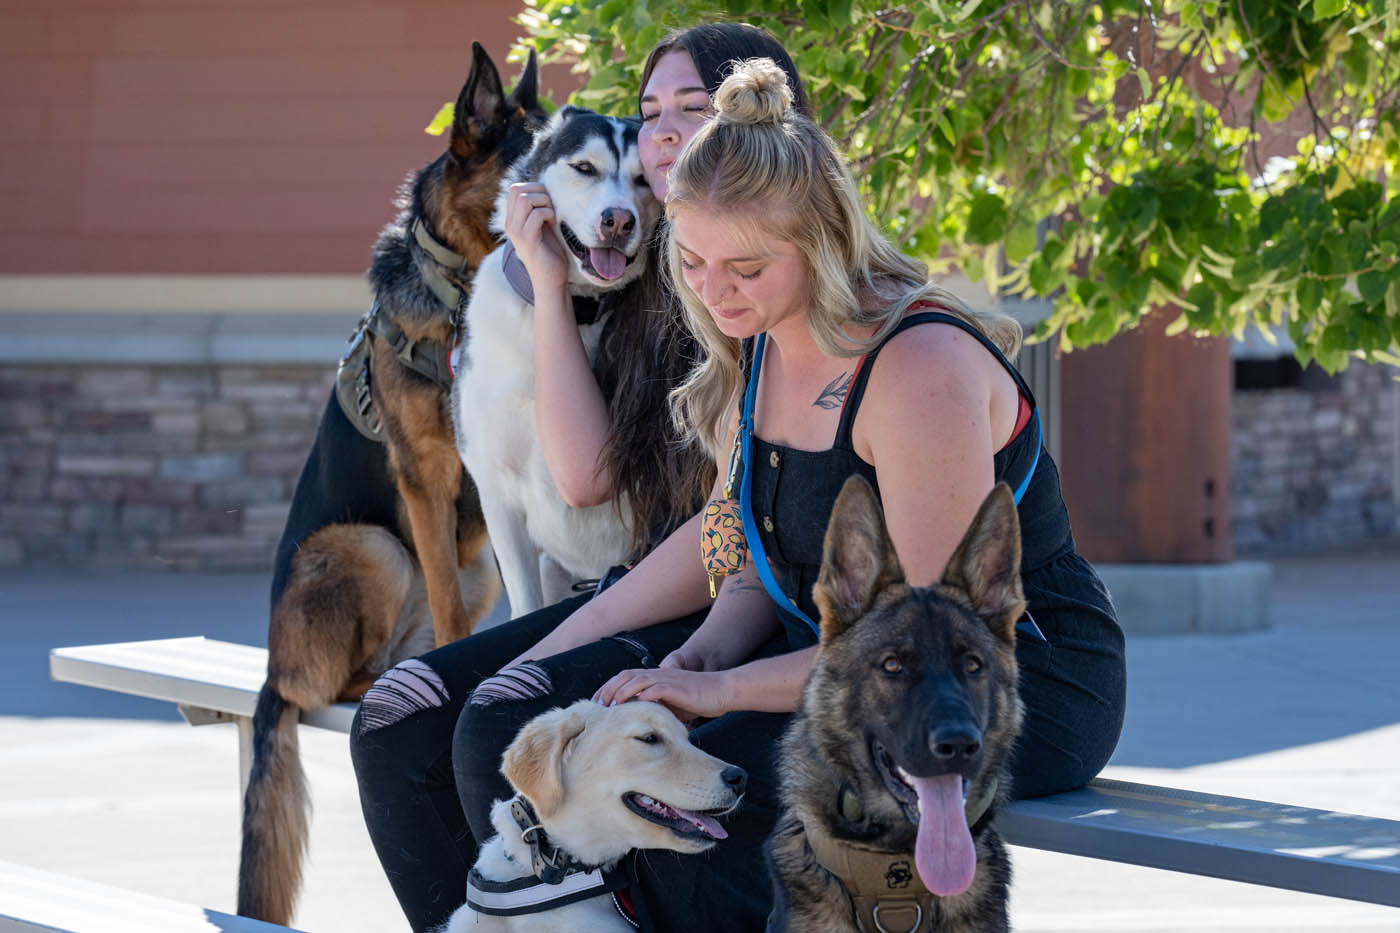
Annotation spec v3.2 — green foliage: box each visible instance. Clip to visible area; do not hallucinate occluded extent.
[515,0,1400,371]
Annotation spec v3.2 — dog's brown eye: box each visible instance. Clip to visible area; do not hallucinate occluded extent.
[881,656,902,675]
[964,655,983,675]
[635,174,649,188]
[572,161,598,176]
[636,732,660,744]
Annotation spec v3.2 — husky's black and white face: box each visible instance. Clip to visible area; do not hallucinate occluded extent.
[495,106,659,296]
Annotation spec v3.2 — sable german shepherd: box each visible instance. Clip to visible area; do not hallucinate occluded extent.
[237,45,545,925]
[766,477,1025,933]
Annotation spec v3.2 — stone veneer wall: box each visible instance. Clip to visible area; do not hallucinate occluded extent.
[2,311,1396,570]
[1231,360,1399,552]
[0,362,333,570]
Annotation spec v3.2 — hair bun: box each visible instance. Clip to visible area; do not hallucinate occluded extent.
[713,57,793,126]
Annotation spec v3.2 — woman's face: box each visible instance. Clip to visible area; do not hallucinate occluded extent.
[672,207,810,340]
[639,50,714,201]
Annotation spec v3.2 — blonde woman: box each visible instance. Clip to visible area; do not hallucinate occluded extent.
[528,58,1123,928]
[359,50,1124,933]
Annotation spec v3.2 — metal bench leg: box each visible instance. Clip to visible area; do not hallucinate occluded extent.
[177,704,255,798]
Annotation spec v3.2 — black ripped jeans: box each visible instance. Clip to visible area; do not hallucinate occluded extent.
[349,594,791,933]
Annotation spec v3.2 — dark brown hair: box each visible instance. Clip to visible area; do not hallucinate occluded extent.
[638,22,810,119]
[598,24,807,557]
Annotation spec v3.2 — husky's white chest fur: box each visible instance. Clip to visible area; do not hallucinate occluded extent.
[450,108,657,617]
[452,249,628,612]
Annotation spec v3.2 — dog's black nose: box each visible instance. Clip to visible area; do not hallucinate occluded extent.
[929,724,982,763]
[721,766,748,795]
[600,207,636,238]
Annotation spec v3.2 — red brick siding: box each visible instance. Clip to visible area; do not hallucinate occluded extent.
[0,0,578,275]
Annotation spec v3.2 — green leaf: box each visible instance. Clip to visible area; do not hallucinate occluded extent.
[424,101,454,137]
[936,113,957,147]
[1358,269,1389,305]
[966,193,1009,246]
[1297,276,1324,313]
[825,0,854,25]
[1005,222,1038,263]
[1311,0,1347,20]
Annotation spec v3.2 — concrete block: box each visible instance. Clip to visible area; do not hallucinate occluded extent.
[158,452,242,482]
[1097,561,1272,635]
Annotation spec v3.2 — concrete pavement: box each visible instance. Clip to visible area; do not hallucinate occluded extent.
[1,548,1398,931]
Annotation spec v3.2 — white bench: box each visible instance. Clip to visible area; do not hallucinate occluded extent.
[49,637,355,795]
[0,859,298,932]
[50,637,1400,909]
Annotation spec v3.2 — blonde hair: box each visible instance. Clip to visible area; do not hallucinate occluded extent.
[665,58,1023,458]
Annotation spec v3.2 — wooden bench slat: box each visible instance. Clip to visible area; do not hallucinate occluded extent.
[0,859,300,932]
[50,638,356,734]
[1003,778,1400,907]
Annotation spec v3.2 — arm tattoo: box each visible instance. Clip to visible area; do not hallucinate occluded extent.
[725,571,766,594]
[813,372,852,410]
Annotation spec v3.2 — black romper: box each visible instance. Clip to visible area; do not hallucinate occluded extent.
[746,309,1126,798]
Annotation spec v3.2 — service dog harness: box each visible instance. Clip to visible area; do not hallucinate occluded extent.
[802,780,999,933]
[335,217,468,441]
[463,795,631,917]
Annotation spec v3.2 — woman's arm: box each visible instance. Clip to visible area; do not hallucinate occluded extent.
[502,182,616,508]
[593,644,815,719]
[660,566,779,672]
[501,505,713,667]
[856,323,1001,585]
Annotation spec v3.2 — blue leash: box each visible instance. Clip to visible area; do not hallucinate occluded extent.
[737,333,1042,635]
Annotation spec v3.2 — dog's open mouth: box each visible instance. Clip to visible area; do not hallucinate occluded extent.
[559,222,637,282]
[871,740,970,823]
[623,792,730,841]
[870,740,978,897]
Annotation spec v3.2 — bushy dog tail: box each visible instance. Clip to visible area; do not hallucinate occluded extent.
[237,682,309,925]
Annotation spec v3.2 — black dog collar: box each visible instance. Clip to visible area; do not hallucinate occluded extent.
[460,795,628,917]
[508,795,598,884]
[501,239,608,326]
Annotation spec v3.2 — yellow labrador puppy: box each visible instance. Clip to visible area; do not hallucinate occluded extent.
[438,699,747,933]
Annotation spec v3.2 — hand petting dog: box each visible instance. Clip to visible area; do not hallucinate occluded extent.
[592,653,732,722]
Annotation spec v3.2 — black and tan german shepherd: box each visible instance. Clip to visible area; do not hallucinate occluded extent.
[237,45,546,925]
[766,477,1025,933]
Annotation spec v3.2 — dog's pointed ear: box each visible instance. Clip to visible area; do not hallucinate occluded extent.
[511,48,540,114]
[501,704,589,820]
[453,42,507,157]
[813,476,906,644]
[939,483,1025,644]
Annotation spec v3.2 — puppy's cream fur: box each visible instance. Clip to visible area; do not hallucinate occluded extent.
[437,700,742,933]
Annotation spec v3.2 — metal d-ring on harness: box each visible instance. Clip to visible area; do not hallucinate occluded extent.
[334,217,469,442]
[463,795,630,917]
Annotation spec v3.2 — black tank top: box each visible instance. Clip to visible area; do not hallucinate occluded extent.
[744,310,1079,648]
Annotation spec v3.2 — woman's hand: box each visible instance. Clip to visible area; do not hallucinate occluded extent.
[592,667,732,722]
[502,181,569,292]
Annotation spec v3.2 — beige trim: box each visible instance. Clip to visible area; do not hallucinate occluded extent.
[0,275,372,313]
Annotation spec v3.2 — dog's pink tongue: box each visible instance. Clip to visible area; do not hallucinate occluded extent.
[672,806,728,840]
[589,247,627,280]
[911,773,976,896]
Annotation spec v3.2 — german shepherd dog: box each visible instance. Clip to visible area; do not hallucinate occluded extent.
[767,477,1026,933]
[451,108,659,617]
[237,45,545,925]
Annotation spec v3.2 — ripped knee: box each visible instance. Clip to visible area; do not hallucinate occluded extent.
[357,658,450,735]
[468,661,553,708]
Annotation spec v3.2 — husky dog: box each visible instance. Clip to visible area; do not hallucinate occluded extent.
[451,107,660,617]
[436,700,746,933]
[766,477,1026,933]
[237,46,543,926]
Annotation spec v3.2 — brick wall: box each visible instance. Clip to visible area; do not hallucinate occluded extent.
[1231,361,1399,552]
[0,362,332,570]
